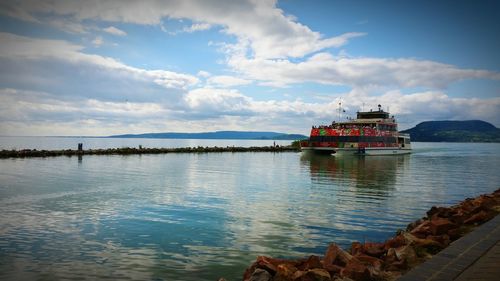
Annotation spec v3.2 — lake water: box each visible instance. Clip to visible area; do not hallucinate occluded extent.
[0,138,499,281]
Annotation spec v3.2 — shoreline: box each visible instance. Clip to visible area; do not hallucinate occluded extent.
[0,145,300,158]
[235,189,500,281]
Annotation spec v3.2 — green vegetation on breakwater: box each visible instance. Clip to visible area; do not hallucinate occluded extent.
[0,145,300,158]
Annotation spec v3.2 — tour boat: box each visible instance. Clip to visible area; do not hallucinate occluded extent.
[300,105,411,155]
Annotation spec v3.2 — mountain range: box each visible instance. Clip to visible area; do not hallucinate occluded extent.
[108,120,500,142]
[109,131,307,140]
[401,120,500,142]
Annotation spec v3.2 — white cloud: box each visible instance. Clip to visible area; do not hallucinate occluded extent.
[183,87,500,130]
[1,86,499,136]
[3,1,497,91]
[92,36,103,46]
[183,22,211,33]
[2,0,364,59]
[0,32,199,91]
[48,18,88,34]
[0,88,172,135]
[1,1,499,136]
[197,71,211,78]
[184,87,252,115]
[0,32,83,59]
[0,88,167,120]
[206,75,252,87]
[227,52,500,88]
[12,0,496,91]
[103,26,127,36]
[0,2,39,22]
[328,89,500,129]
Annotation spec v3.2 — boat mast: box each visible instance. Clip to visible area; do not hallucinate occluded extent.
[338,100,342,121]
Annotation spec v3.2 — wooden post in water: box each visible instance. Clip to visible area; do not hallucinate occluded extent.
[78,143,83,151]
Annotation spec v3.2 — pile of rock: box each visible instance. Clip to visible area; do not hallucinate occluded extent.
[0,145,299,158]
[239,189,500,281]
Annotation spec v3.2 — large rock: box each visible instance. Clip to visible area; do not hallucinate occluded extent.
[243,256,286,280]
[363,242,386,257]
[355,254,383,270]
[477,194,498,209]
[447,227,467,240]
[341,260,370,281]
[323,264,343,276]
[385,234,407,249]
[412,238,445,255]
[426,234,451,247]
[273,263,298,281]
[350,242,363,256]
[459,199,478,213]
[377,271,402,281]
[255,256,292,275]
[336,248,355,267]
[395,245,418,268]
[449,208,469,224]
[409,220,432,239]
[384,248,398,265]
[323,243,341,266]
[297,255,323,271]
[299,269,331,281]
[332,278,355,281]
[429,217,456,235]
[427,206,452,219]
[249,268,273,281]
[406,218,423,232]
[464,210,492,225]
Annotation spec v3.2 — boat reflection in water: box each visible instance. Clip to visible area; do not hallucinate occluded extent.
[300,153,410,199]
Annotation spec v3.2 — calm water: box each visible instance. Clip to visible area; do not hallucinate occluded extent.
[0,140,499,281]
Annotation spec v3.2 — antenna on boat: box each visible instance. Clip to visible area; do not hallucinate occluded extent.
[362,102,365,112]
[338,100,342,121]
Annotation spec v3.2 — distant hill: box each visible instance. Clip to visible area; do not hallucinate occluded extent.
[401,120,500,142]
[109,131,307,140]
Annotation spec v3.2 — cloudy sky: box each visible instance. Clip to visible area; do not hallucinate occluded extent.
[0,0,499,136]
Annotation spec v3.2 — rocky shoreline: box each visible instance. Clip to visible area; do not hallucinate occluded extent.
[234,189,500,281]
[0,145,300,158]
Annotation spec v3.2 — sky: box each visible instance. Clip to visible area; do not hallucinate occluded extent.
[0,0,499,136]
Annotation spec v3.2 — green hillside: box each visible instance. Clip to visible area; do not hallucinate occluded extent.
[401,120,500,142]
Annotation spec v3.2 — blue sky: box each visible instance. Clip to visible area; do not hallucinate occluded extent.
[0,0,499,136]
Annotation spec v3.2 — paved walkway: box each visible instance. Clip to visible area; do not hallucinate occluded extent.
[398,214,500,281]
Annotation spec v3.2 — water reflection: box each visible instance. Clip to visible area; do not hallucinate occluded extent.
[301,154,410,199]
[1,145,499,281]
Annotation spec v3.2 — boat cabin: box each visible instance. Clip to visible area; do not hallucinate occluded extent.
[357,110,389,120]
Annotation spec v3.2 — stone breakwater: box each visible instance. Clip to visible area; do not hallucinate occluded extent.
[0,146,300,158]
[235,189,500,281]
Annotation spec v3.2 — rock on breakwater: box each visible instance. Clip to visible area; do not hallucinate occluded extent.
[0,145,300,158]
[238,189,500,281]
